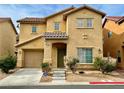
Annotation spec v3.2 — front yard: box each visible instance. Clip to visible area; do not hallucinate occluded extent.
[66,70,124,82]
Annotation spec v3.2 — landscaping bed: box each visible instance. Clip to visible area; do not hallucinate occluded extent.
[40,76,52,82]
[0,68,19,80]
[0,70,9,80]
[66,70,124,82]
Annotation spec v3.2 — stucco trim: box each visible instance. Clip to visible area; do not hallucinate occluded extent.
[15,34,43,47]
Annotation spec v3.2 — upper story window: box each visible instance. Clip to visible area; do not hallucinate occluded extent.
[108,31,112,38]
[77,18,83,28]
[32,26,37,33]
[87,18,93,28]
[54,22,60,31]
[76,18,93,28]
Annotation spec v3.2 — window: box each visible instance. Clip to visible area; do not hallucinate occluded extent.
[77,48,92,63]
[87,19,93,27]
[77,19,83,28]
[117,50,121,63]
[32,26,37,32]
[54,22,60,31]
[108,31,112,38]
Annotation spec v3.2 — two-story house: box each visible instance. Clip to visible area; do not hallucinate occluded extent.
[103,16,124,69]
[15,5,105,69]
[0,18,17,57]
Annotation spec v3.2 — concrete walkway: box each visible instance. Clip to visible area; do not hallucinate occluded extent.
[0,68,89,86]
[0,68,42,86]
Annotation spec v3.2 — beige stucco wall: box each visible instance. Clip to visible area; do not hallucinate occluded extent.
[46,14,66,32]
[0,21,16,57]
[19,23,46,42]
[66,9,103,69]
[16,37,44,67]
[17,8,103,69]
[43,39,67,68]
[103,20,124,69]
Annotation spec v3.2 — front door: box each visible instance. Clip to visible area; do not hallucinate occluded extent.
[57,48,66,68]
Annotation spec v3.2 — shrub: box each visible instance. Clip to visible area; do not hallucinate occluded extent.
[93,57,116,74]
[100,61,116,74]
[0,55,17,73]
[93,57,104,70]
[66,58,79,74]
[41,63,49,68]
[41,63,50,77]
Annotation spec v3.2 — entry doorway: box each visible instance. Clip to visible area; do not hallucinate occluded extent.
[57,48,66,68]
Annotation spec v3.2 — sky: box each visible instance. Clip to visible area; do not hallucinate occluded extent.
[0,4,124,31]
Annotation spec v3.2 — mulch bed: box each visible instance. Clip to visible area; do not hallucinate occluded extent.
[0,68,19,80]
[40,76,52,82]
[66,71,124,82]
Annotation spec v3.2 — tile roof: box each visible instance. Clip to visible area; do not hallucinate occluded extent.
[106,16,124,22]
[44,32,68,39]
[17,6,75,23]
[44,6,75,19]
[63,5,106,20]
[103,16,124,27]
[17,5,106,23]
[0,17,11,22]
[17,17,46,23]
[116,16,124,23]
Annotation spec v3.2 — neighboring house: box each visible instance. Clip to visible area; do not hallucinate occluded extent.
[103,16,124,69]
[0,18,17,57]
[15,5,105,69]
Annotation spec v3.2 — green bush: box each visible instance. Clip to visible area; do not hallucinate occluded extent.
[41,63,49,68]
[100,61,116,74]
[41,63,50,77]
[67,58,79,74]
[93,57,116,74]
[41,62,50,72]
[0,55,17,73]
[93,57,104,70]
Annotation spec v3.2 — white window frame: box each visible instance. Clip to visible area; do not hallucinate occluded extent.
[76,18,83,28]
[32,26,37,33]
[77,48,93,64]
[54,22,60,31]
[87,18,93,28]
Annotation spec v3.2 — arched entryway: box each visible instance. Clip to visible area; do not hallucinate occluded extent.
[52,43,67,68]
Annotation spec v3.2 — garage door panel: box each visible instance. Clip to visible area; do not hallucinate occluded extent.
[24,50,44,68]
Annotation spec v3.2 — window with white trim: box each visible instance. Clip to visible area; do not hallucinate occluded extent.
[32,26,37,32]
[87,18,93,27]
[77,48,92,63]
[77,18,83,28]
[54,22,60,31]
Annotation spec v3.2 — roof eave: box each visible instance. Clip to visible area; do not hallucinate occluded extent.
[63,5,106,20]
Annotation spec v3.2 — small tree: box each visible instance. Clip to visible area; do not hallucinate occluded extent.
[67,58,79,74]
[0,54,17,73]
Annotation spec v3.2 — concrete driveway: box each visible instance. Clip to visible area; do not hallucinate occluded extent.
[0,68,42,86]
